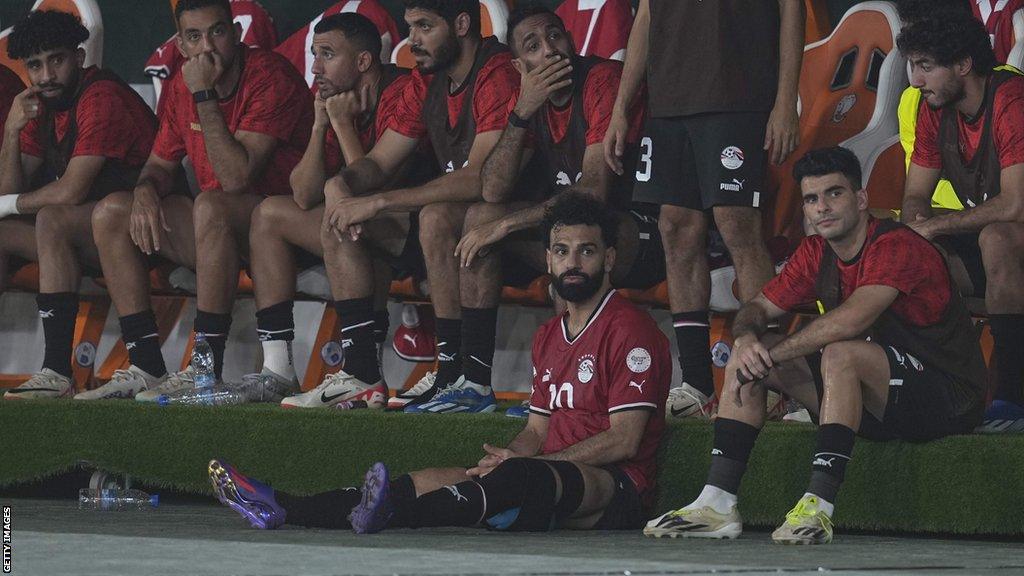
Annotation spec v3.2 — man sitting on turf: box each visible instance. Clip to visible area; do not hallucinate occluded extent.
[0,11,157,400]
[245,12,420,403]
[88,0,313,401]
[208,193,671,533]
[645,146,985,544]
[418,6,661,416]
[896,14,1024,433]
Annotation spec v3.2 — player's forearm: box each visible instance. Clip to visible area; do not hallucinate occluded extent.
[506,427,544,458]
[612,0,649,116]
[378,167,482,211]
[331,118,366,167]
[291,126,330,209]
[732,300,771,341]
[769,307,873,363]
[0,127,25,196]
[14,175,94,213]
[340,156,388,196]
[481,126,528,203]
[135,161,175,199]
[196,100,254,193]
[900,194,933,223]
[538,427,641,465]
[497,203,547,236]
[775,0,805,108]
[925,194,1024,235]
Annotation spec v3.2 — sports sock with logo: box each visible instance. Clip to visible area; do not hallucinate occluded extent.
[334,298,379,384]
[434,317,462,386]
[461,307,498,388]
[706,417,760,495]
[673,310,714,398]
[990,314,1024,406]
[256,300,295,379]
[37,292,78,378]
[193,310,231,378]
[120,310,167,378]
[373,310,390,346]
[806,423,854,506]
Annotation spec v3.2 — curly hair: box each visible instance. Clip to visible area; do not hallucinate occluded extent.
[896,13,997,74]
[7,10,89,60]
[403,0,480,36]
[895,0,969,24]
[793,146,863,191]
[541,193,618,249]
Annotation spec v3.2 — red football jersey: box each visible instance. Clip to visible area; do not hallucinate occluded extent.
[274,0,400,87]
[529,290,671,499]
[21,67,155,167]
[152,46,314,196]
[555,0,634,61]
[323,73,411,174]
[972,0,1024,63]
[0,64,25,133]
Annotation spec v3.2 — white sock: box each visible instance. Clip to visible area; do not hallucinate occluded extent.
[805,492,835,517]
[688,484,737,515]
[262,340,295,379]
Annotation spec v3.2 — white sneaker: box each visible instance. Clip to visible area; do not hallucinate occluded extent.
[644,505,743,539]
[3,369,73,400]
[135,367,198,402]
[238,369,300,403]
[386,371,437,410]
[75,366,163,400]
[667,382,717,419]
[281,370,386,409]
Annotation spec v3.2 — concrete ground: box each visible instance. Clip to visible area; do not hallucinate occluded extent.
[4,497,1024,576]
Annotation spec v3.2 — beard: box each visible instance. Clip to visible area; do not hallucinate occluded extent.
[416,32,460,74]
[37,69,81,112]
[551,268,605,303]
[923,83,965,110]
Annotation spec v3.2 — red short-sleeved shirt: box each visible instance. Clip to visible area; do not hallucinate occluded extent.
[972,0,1024,63]
[913,75,1024,170]
[152,46,314,196]
[555,0,634,60]
[0,64,24,132]
[20,67,155,167]
[387,50,519,140]
[529,290,671,499]
[762,218,952,327]
[322,73,411,174]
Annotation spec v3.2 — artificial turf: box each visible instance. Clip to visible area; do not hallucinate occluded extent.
[2,399,1022,536]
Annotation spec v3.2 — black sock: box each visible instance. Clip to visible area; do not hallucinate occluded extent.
[276,488,361,529]
[256,300,294,343]
[434,317,462,386]
[194,310,231,378]
[405,480,486,528]
[673,310,714,397]
[806,423,855,504]
[707,417,760,494]
[120,310,166,378]
[334,298,379,383]
[37,292,78,378]
[990,314,1024,406]
[461,307,498,388]
[373,310,390,345]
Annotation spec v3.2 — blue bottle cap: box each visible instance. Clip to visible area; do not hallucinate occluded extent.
[150,494,160,508]
[157,395,170,407]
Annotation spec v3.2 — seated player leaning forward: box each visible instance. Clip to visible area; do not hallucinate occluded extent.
[208,194,671,533]
[645,147,985,545]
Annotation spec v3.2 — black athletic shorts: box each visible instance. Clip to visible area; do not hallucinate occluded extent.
[807,343,970,442]
[935,233,987,297]
[633,112,770,211]
[592,466,645,530]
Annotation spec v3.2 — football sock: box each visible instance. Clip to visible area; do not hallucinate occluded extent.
[673,310,714,398]
[120,310,167,378]
[38,292,78,379]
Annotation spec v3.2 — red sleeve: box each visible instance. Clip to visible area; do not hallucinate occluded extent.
[152,79,187,163]
[911,100,942,169]
[236,58,311,141]
[67,82,138,159]
[992,77,1024,168]
[761,237,821,311]
[528,324,553,416]
[581,60,643,145]
[385,68,428,139]
[236,1,279,48]
[586,0,633,60]
[472,54,520,134]
[605,317,667,414]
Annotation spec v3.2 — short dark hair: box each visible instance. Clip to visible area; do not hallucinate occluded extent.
[896,14,997,74]
[895,0,969,25]
[403,0,480,37]
[793,146,863,191]
[7,10,89,60]
[175,0,232,25]
[314,13,383,58]
[542,193,618,249]
[506,4,563,52]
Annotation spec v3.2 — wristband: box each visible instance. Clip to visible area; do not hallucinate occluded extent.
[192,89,218,104]
[508,110,531,129]
[0,194,20,219]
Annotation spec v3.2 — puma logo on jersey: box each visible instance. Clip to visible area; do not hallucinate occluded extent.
[542,368,552,383]
[403,333,418,346]
[629,379,646,394]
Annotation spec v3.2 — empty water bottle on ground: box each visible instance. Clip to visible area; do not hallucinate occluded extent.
[79,488,159,511]
[158,385,246,406]
[192,333,216,391]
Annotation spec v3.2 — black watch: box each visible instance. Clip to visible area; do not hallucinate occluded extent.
[508,110,531,129]
[192,89,218,104]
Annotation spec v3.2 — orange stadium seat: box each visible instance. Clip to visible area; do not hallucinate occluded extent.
[555,0,634,61]
[0,0,104,86]
[766,1,905,241]
[804,0,831,44]
[392,0,511,68]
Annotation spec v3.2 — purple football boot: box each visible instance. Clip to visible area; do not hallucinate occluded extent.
[349,462,394,534]
[208,459,286,529]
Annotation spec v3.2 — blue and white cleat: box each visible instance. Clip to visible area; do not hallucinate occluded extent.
[404,376,496,414]
[505,400,530,418]
[208,459,286,530]
[349,462,393,534]
[977,400,1024,434]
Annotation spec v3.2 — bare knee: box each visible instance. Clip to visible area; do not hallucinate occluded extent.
[91,192,132,237]
[463,202,508,230]
[978,222,1024,277]
[250,197,293,239]
[35,205,73,243]
[419,203,463,251]
[819,341,860,383]
[658,206,706,260]
[193,191,231,234]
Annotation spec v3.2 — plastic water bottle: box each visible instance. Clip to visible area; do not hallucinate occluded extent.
[191,332,216,391]
[78,488,159,511]
[158,385,246,406]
